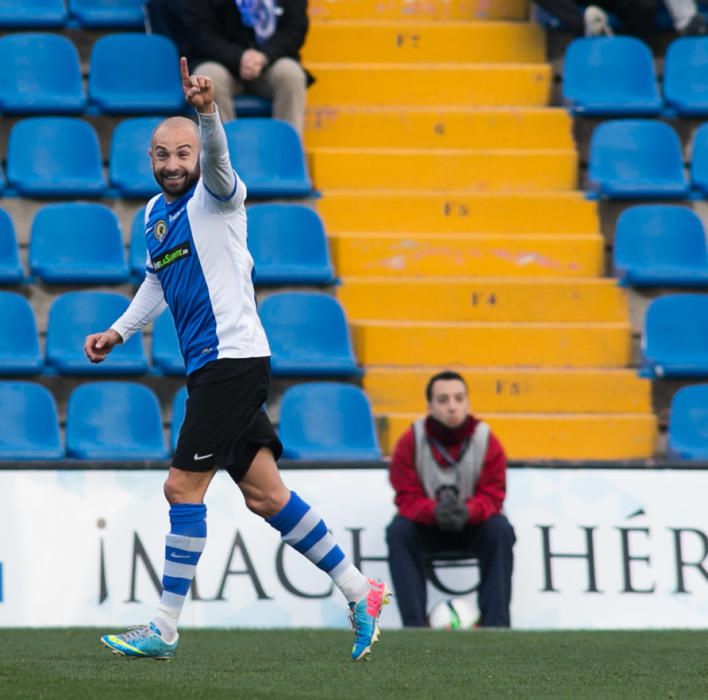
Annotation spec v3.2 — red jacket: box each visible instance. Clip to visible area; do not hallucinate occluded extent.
[388,415,507,526]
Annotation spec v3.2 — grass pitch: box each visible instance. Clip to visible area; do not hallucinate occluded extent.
[0,629,706,699]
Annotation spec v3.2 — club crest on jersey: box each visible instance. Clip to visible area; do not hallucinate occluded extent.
[154,220,168,242]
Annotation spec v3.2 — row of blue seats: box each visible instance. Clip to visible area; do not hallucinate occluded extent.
[564,36,708,117]
[588,119,708,199]
[0,202,334,286]
[22,117,307,196]
[0,290,358,378]
[0,116,311,198]
[0,380,382,461]
[0,0,144,29]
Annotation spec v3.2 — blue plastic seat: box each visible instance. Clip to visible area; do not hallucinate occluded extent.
[259,292,358,376]
[0,0,67,27]
[0,209,23,284]
[0,382,62,460]
[587,120,689,199]
[171,386,187,453]
[279,382,381,461]
[225,119,312,198]
[248,204,335,285]
[66,382,168,460]
[664,38,708,117]
[0,33,85,114]
[563,37,661,116]
[667,384,708,460]
[130,206,147,280]
[614,205,708,286]
[153,310,185,375]
[29,203,128,284]
[641,294,708,377]
[690,123,708,195]
[110,117,162,197]
[7,117,106,197]
[0,293,43,375]
[89,34,183,114]
[47,291,148,375]
[69,0,145,27]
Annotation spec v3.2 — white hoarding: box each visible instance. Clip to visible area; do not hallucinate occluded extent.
[0,469,706,629]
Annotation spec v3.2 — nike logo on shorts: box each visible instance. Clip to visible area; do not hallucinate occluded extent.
[193,453,214,461]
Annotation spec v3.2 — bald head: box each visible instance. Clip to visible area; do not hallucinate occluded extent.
[149,117,201,200]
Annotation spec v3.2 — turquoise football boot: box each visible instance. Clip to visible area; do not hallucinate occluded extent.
[349,578,391,662]
[100,622,178,660]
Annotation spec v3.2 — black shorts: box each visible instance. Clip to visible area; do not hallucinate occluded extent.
[173,357,283,481]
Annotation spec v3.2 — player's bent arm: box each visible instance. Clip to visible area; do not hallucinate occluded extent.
[110,271,168,342]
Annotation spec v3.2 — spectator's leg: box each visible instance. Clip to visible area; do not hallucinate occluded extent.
[249,57,307,135]
[532,0,586,33]
[597,0,658,36]
[470,514,515,627]
[193,61,242,122]
[660,0,703,32]
[385,516,429,627]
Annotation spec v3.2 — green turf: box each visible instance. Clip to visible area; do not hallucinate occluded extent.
[0,629,706,699]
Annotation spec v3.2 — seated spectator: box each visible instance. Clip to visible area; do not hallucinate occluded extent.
[182,0,311,134]
[146,0,189,56]
[385,371,516,628]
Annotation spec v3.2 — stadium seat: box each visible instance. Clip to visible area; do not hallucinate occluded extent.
[279,382,381,460]
[690,123,708,195]
[110,117,162,197]
[641,294,708,377]
[0,34,85,114]
[89,34,183,114]
[614,205,708,286]
[234,95,273,117]
[69,0,145,27]
[247,204,335,285]
[153,310,185,375]
[562,37,661,116]
[225,119,312,197]
[170,386,187,453]
[29,203,129,284]
[667,384,708,460]
[664,38,708,116]
[0,0,67,27]
[0,293,43,375]
[46,291,148,375]
[6,118,106,197]
[130,206,147,280]
[0,382,63,459]
[259,292,359,376]
[587,120,689,199]
[0,209,23,284]
[66,382,168,460]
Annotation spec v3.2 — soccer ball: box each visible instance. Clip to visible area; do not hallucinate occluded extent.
[428,597,478,630]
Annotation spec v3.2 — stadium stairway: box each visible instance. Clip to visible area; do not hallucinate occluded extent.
[303,0,656,460]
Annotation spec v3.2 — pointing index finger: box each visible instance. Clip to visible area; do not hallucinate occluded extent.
[180,56,190,84]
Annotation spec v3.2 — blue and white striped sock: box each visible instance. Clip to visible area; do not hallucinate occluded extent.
[152,503,206,643]
[267,491,368,603]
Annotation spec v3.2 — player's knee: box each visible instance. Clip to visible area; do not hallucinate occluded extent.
[243,489,288,518]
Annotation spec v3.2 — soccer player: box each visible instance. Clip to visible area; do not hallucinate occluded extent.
[86,58,389,661]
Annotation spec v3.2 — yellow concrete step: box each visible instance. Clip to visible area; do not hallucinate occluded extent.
[305,107,573,149]
[309,0,529,21]
[378,413,657,459]
[364,367,652,414]
[337,278,628,322]
[303,22,544,63]
[307,64,551,107]
[309,148,577,191]
[330,234,603,277]
[317,192,598,234]
[352,320,631,366]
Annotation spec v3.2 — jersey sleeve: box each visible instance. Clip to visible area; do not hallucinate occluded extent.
[111,271,168,342]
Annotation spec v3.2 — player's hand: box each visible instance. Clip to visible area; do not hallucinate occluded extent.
[84,329,123,364]
[239,50,268,80]
[180,56,215,114]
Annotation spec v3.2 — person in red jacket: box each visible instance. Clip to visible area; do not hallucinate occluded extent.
[386,370,515,627]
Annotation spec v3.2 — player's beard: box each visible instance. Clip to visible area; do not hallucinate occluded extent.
[153,161,201,198]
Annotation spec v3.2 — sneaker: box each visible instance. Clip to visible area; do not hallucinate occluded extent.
[584,6,614,36]
[348,578,391,662]
[100,622,178,660]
